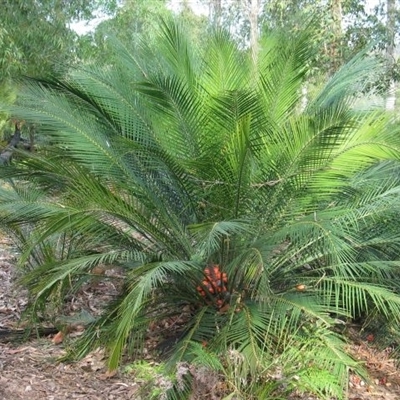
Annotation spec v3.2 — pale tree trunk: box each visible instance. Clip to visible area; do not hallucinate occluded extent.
[386,0,396,111]
[300,85,308,112]
[248,0,259,63]
[209,0,222,27]
[329,0,343,74]
[236,0,260,63]
[386,81,396,110]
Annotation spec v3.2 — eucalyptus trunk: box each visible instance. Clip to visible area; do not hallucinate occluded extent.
[386,0,396,111]
[248,0,259,62]
[209,0,222,26]
[329,0,343,73]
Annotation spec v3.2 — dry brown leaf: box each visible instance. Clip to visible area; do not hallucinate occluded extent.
[6,347,32,354]
[218,304,230,313]
[52,331,64,345]
[91,265,107,275]
[99,369,118,380]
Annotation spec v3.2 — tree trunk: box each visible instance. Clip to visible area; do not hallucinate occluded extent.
[0,121,21,165]
[386,0,396,111]
[329,0,343,73]
[209,0,222,27]
[300,85,308,112]
[28,123,35,151]
[248,0,259,63]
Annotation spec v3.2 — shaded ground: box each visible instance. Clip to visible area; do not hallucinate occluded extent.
[0,344,139,399]
[347,339,400,400]
[0,235,400,399]
[0,236,139,400]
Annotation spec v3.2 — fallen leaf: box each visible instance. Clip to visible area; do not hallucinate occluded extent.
[52,331,64,345]
[99,369,118,380]
[218,303,230,313]
[6,347,31,354]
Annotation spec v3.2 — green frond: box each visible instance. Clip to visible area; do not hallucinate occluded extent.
[309,49,383,111]
[321,278,400,319]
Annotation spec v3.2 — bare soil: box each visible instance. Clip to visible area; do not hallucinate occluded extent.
[0,235,399,399]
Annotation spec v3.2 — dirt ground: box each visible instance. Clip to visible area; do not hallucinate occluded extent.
[0,236,140,400]
[0,236,400,400]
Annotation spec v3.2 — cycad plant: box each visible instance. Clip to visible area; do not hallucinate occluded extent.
[2,20,400,399]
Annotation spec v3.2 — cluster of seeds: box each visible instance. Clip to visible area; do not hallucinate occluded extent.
[196,264,228,309]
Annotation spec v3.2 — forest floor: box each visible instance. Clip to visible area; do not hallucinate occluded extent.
[0,235,400,400]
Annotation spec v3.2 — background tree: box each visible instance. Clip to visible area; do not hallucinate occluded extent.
[0,0,117,153]
[329,0,343,72]
[209,0,222,26]
[0,0,116,82]
[248,0,261,61]
[385,0,397,109]
[75,0,208,66]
